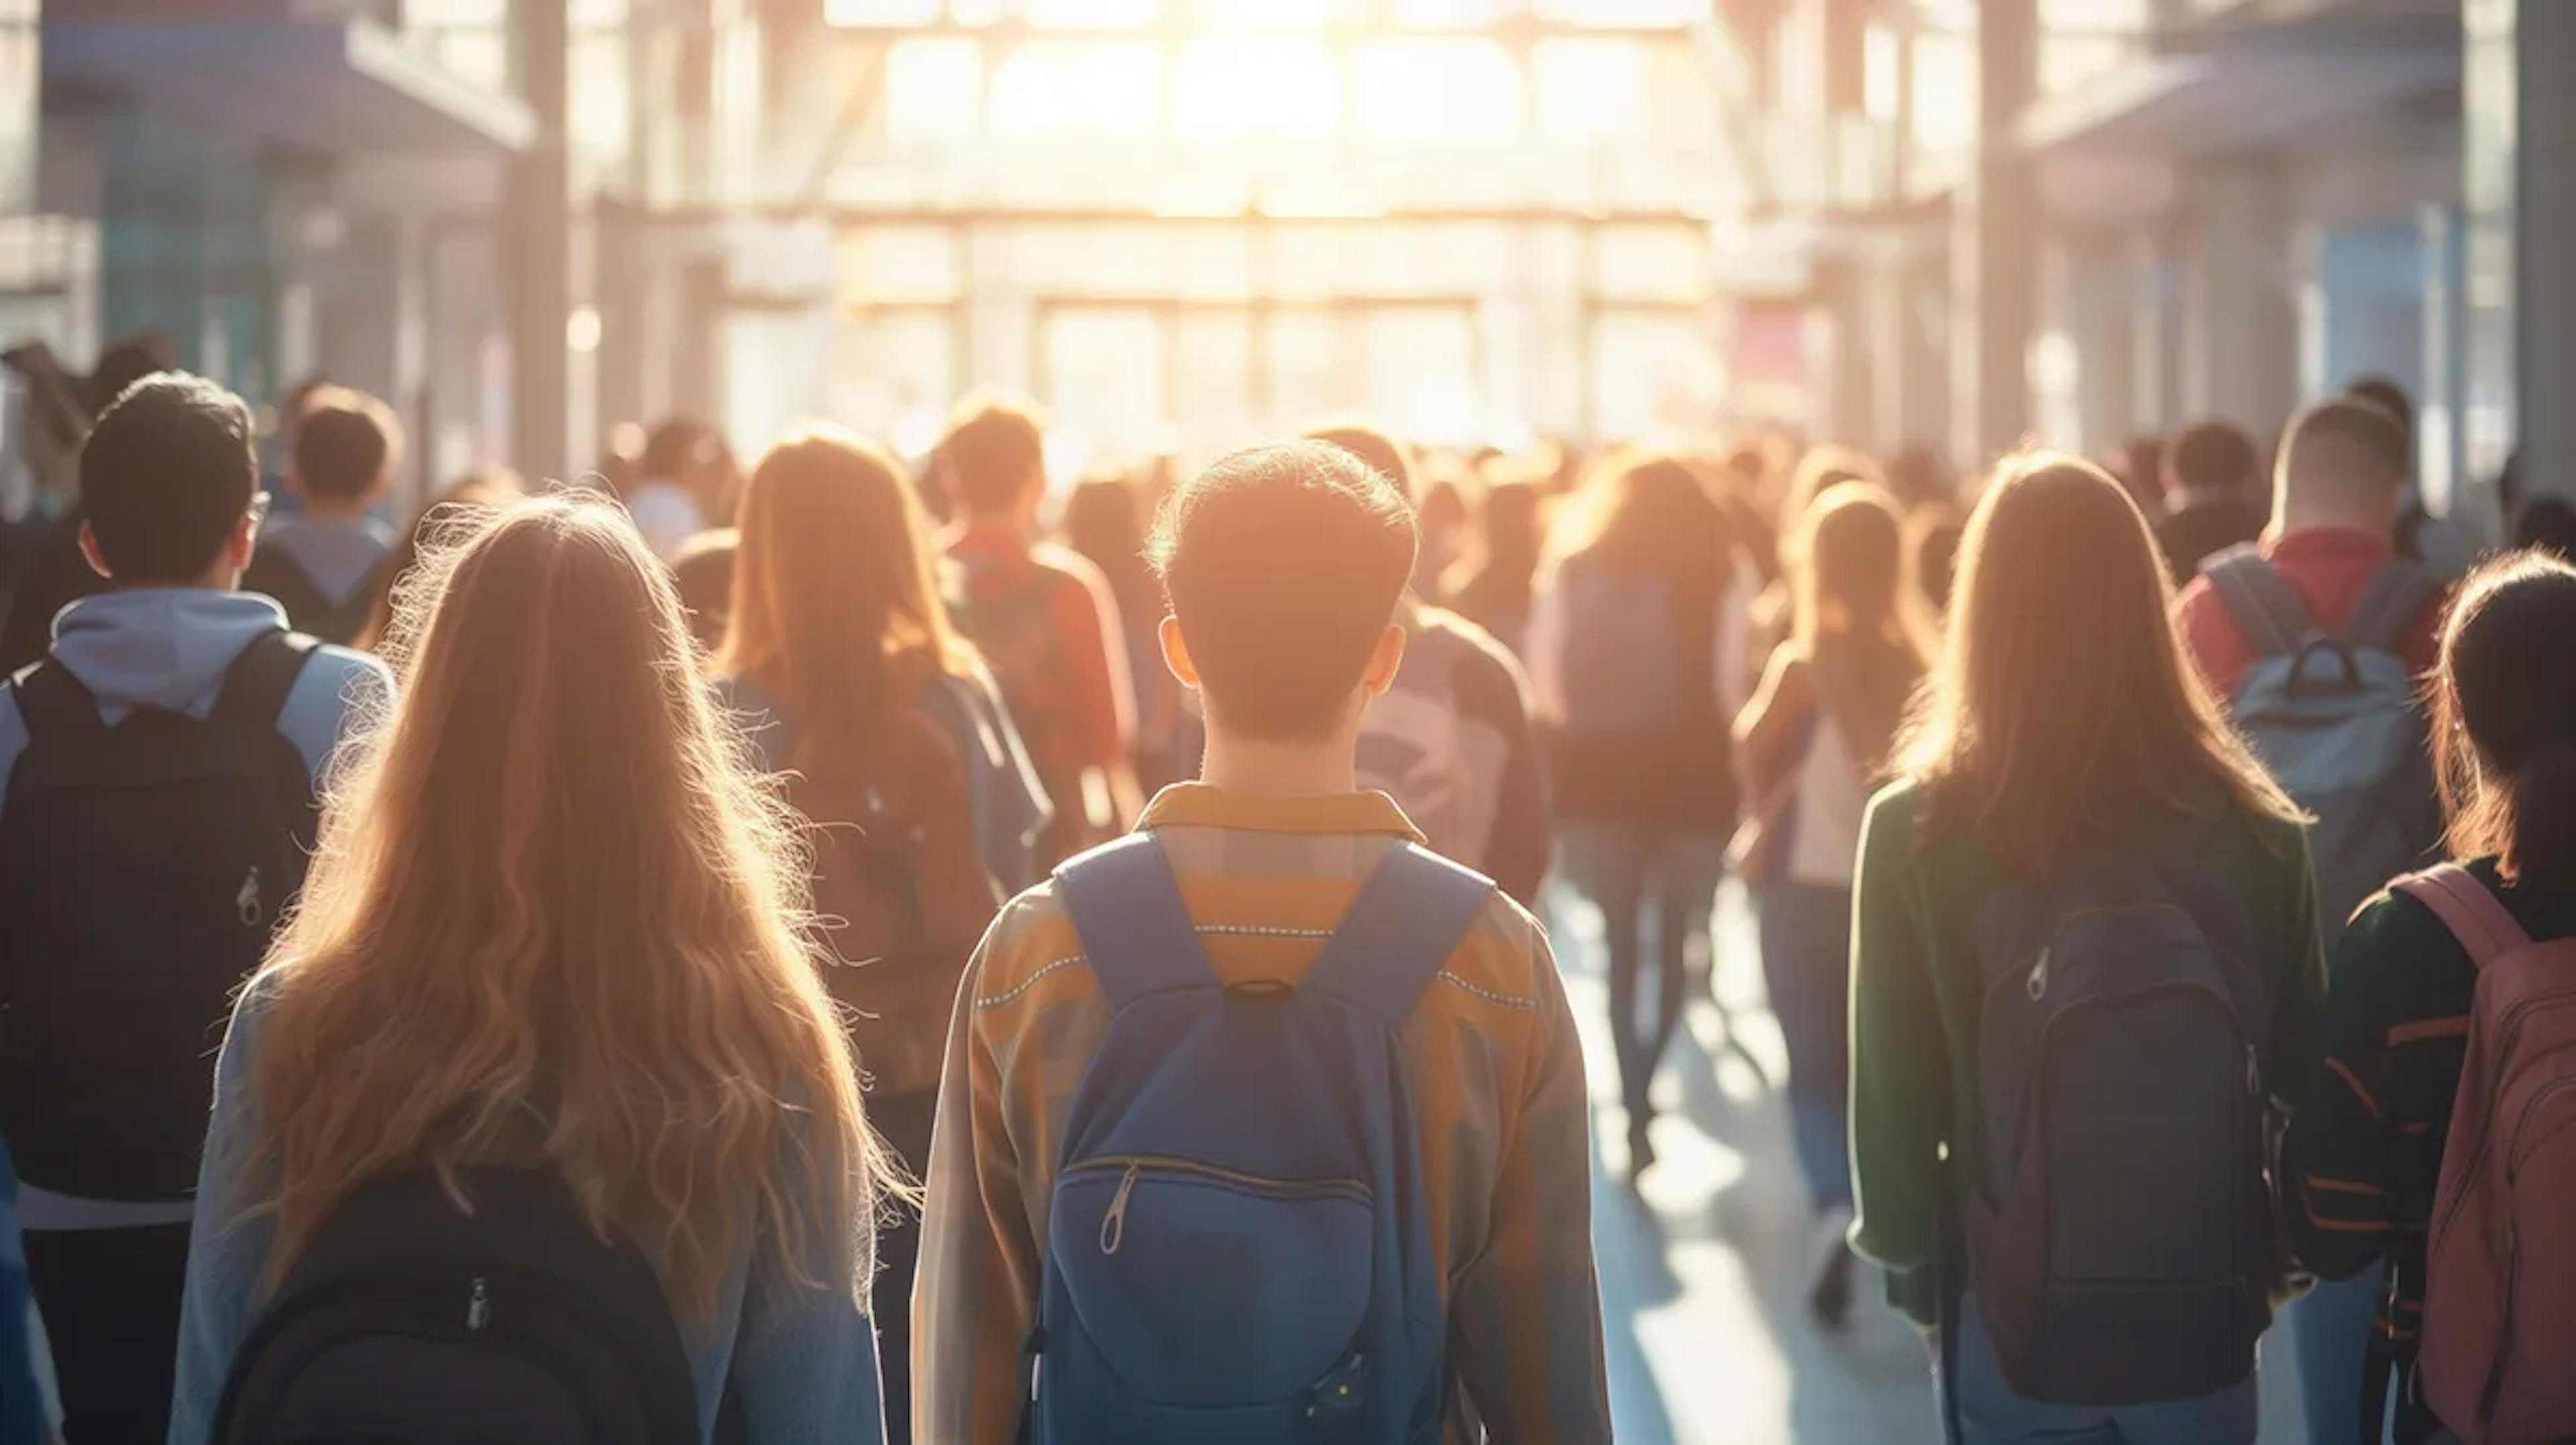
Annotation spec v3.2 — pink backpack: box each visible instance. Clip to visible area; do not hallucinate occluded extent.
[2395,864,2576,1444]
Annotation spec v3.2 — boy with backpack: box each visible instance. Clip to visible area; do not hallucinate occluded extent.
[1306,422,1552,908]
[935,394,1142,866]
[914,439,1610,1445]
[0,374,390,1445]
[2174,395,2449,1445]
[241,386,399,645]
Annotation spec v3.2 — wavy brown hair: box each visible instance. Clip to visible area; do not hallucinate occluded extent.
[2434,550,2576,886]
[1898,453,2299,870]
[246,496,887,1319]
[716,426,975,735]
[1793,482,1931,777]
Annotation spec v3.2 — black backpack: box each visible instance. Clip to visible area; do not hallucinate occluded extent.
[0,630,319,1199]
[243,550,377,648]
[214,1167,706,1445]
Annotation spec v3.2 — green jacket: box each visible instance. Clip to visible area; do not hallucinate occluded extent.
[1847,780,2329,1326]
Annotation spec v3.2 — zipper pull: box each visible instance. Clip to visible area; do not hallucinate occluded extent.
[1098,1164,1139,1256]
[2024,946,2051,1002]
[466,1277,490,1331]
[236,865,264,928]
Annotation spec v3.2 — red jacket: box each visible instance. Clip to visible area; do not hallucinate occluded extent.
[2173,528,2447,700]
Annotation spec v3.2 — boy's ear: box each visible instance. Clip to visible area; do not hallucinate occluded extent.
[1159,614,1199,690]
[76,520,109,581]
[1360,622,1406,699]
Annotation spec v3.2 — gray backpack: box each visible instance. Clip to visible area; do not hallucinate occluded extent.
[2207,549,2442,945]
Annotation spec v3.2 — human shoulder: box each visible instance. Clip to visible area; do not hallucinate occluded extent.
[277,641,392,775]
[1432,884,1558,1015]
[963,879,1090,1016]
[2337,870,2481,995]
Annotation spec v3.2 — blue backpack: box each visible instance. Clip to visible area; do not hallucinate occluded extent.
[1034,834,1495,1444]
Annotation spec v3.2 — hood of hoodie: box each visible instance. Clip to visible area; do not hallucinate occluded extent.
[49,589,290,721]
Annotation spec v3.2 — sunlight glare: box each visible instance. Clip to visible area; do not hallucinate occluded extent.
[1173,37,1342,139]
[1024,0,1158,26]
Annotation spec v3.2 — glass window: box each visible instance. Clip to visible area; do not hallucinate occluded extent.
[1534,0,1707,25]
[1024,0,1160,28]
[826,0,944,21]
[832,309,956,450]
[1188,0,1351,26]
[1354,40,1523,142]
[1173,37,1342,138]
[886,37,984,140]
[990,42,1161,135]
[1535,40,1646,141]
[1042,309,1165,472]
[1362,308,1480,443]
[1391,0,1502,27]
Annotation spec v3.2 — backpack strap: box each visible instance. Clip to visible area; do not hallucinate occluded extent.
[209,631,321,735]
[1300,842,1496,1026]
[1053,833,1216,1009]
[8,659,105,743]
[2395,864,2532,969]
[2205,548,2314,659]
[2340,559,2440,655]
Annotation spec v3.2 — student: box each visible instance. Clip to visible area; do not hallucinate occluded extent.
[914,439,1609,1445]
[349,470,522,653]
[2349,376,2470,581]
[1905,501,1966,617]
[671,527,741,655]
[168,497,893,1445]
[623,417,729,561]
[715,429,1047,1441]
[935,394,1141,865]
[1530,449,1739,1180]
[1734,482,1927,1328]
[1447,477,1545,659]
[2175,397,2448,1445]
[242,386,400,643]
[1310,422,1551,907]
[0,374,390,1445]
[1063,474,1189,792]
[2153,419,2267,585]
[2284,551,2576,1445]
[1851,454,2324,1445]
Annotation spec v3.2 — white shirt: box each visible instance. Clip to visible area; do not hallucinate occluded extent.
[624,480,707,562]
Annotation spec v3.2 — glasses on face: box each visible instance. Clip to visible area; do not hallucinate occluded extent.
[246,492,272,529]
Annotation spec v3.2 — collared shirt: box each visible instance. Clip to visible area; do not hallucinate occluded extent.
[912,784,1611,1445]
[2172,527,2447,699]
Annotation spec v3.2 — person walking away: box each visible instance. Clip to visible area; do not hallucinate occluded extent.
[2153,420,2267,585]
[2347,377,2469,581]
[1530,450,1739,1181]
[716,429,1046,1441]
[2174,396,2450,1445]
[347,471,522,654]
[168,497,897,1445]
[2284,551,2576,1444]
[1734,482,1927,1328]
[1311,423,1551,908]
[1851,454,2326,1445]
[241,387,400,644]
[622,418,731,562]
[1064,474,1191,792]
[934,394,1141,865]
[1448,478,1546,659]
[0,374,390,1445]
[915,440,1610,1445]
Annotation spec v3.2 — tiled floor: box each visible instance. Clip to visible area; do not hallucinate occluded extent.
[1558,882,2316,1445]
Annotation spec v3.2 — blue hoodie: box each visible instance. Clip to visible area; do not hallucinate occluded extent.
[0,588,392,1232]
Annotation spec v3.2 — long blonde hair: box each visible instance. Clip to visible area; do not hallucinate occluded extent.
[247,496,884,1318]
[716,427,975,733]
[1793,482,1929,776]
[1898,453,2298,871]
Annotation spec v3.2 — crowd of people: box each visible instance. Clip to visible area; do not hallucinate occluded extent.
[0,355,2571,1445]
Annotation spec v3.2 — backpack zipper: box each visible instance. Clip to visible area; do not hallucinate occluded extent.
[466,1277,490,1331]
[1099,1165,1138,1255]
[1075,1155,1375,1256]
[2024,946,2051,1002]
[236,865,264,928]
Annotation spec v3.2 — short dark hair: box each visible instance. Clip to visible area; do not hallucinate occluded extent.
[2284,396,2410,486]
[2166,420,2259,498]
[639,417,714,482]
[1151,441,1416,742]
[291,386,399,502]
[939,394,1046,516]
[1305,421,1415,500]
[80,372,260,584]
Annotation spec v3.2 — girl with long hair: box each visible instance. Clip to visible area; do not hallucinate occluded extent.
[169,497,895,1444]
[1733,481,1927,1328]
[716,427,1044,1443]
[1849,456,2322,1444]
[2284,551,2576,1445]
[1532,449,1739,1182]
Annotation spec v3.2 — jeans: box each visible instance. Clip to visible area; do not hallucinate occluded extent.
[1756,878,1854,1214]
[1561,824,1727,1122]
[1943,1295,2259,1445]
[871,1089,941,1445]
[2287,1266,2385,1445]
